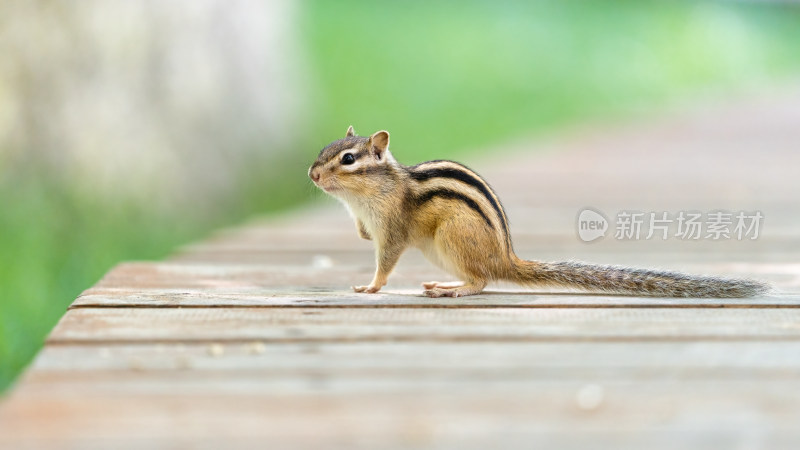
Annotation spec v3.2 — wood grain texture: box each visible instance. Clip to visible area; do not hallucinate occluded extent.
[3,381,799,450]
[22,341,800,377]
[47,307,800,343]
[4,342,800,449]
[71,290,800,308]
[90,261,799,292]
[71,261,800,308]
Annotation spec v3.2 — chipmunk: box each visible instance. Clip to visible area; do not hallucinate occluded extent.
[308,126,770,298]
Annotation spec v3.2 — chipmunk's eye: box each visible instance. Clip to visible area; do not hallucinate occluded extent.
[341,153,355,165]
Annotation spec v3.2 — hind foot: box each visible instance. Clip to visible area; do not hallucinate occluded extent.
[423,282,486,298]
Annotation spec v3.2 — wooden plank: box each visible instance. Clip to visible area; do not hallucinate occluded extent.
[72,290,800,308]
[23,342,800,379]
[2,378,800,450]
[87,261,448,290]
[47,307,800,343]
[97,261,796,292]
[71,261,799,308]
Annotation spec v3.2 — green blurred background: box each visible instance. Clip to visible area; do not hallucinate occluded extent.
[2,0,800,392]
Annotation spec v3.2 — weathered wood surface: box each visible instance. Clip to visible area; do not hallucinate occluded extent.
[45,307,800,343]
[72,262,800,308]
[2,89,800,449]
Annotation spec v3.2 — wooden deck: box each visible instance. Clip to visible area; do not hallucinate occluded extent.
[2,90,800,449]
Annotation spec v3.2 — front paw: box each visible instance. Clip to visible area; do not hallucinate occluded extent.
[353,284,381,294]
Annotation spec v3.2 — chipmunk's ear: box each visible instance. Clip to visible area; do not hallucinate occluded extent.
[369,130,390,160]
[345,125,355,137]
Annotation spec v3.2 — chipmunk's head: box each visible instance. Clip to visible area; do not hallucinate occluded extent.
[309,126,395,199]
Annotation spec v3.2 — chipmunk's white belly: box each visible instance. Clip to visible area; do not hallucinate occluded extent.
[416,238,463,279]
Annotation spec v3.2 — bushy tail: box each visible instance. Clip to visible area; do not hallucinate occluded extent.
[511,258,769,298]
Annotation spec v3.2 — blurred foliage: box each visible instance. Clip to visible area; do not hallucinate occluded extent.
[4,0,800,392]
[0,157,311,392]
[0,169,198,389]
[303,0,800,163]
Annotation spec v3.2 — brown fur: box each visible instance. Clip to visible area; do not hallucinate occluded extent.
[309,127,770,298]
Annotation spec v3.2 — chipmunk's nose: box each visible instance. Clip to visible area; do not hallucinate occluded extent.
[309,167,320,182]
